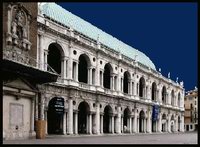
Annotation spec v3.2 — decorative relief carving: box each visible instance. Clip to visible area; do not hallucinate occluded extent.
[6,4,31,50]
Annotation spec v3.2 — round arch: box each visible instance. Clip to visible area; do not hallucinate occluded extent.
[162,86,167,104]
[139,110,145,133]
[78,54,91,84]
[103,105,113,133]
[47,43,65,74]
[78,101,90,134]
[47,97,65,134]
[123,107,131,133]
[103,63,113,89]
[123,71,131,94]
[139,77,146,98]
[152,82,157,101]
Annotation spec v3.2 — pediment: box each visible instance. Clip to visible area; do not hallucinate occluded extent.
[4,77,35,91]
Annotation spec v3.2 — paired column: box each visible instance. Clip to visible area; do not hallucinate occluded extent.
[147,112,151,133]
[158,113,162,132]
[30,98,35,135]
[89,113,92,134]
[112,115,114,133]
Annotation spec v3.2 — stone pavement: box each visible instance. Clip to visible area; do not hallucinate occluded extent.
[3,131,197,144]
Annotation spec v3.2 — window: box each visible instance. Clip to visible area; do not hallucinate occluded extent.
[190,125,193,129]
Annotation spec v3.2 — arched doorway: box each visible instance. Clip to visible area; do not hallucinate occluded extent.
[103,63,112,89]
[47,97,64,134]
[123,71,130,94]
[78,101,90,134]
[139,110,145,133]
[152,82,157,101]
[103,105,113,133]
[48,43,63,74]
[139,77,145,98]
[78,54,90,83]
[123,108,131,133]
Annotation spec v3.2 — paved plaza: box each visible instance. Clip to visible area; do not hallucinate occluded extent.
[3,131,197,144]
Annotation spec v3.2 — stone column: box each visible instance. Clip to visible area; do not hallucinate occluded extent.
[63,111,66,135]
[101,70,104,87]
[95,103,100,134]
[116,106,121,134]
[134,82,137,96]
[129,80,132,95]
[100,114,103,134]
[147,112,151,133]
[68,98,73,134]
[74,112,78,134]
[45,110,48,134]
[75,62,78,82]
[158,113,162,132]
[121,116,124,133]
[168,116,171,133]
[129,116,132,133]
[44,49,48,71]
[133,112,137,133]
[61,56,67,80]
[137,118,139,133]
[89,113,92,134]
[112,115,114,134]
[180,115,184,132]
[144,119,146,133]
[121,78,124,92]
[38,35,44,70]
[30,98,35,135]
[117,75,121,92]
[109,116,112,133]
[112,75,115,91]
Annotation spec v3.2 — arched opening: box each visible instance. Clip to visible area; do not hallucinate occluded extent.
[103,63,112,89]
[162,114,167,132]
[152,82,157,101]
[78,101,90,134]
[162,86,167,104]
[139,77,145,98]
[123,108,131,133]
[178,92,181,107]
[171,90,175,106]
[78,54,90,83]
[139,110,145,133]
[103,105,112,133]
[48,43,63,74]
[123,71,130,94]
[178,116,181,132]
[47,97,64,134]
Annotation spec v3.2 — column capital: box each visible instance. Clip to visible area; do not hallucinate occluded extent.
[62,56,68,61]
[44,49,49,54]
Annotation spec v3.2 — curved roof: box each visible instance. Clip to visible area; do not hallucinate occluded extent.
[39,3,156,70]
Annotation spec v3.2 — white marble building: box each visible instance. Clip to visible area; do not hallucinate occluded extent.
[36,3,185,136]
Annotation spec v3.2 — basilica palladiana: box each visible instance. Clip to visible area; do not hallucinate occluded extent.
[2,2,185,140]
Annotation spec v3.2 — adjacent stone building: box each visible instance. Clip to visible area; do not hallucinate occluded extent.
[2,2,58,140]
[3,2,185,140]
[184,87,198,131]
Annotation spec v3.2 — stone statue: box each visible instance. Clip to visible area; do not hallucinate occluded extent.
[22,27,27,38]
[168,72,170,78]
[159,68,161,72]
[16,10,23,25]
[11,20,17,35]
[176,77,179,83]
[180,81,184,86]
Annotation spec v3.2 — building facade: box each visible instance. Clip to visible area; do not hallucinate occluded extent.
[3,2,185,140]
[184,87,198,131]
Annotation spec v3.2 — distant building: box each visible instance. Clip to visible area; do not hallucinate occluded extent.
[184,87,198,131]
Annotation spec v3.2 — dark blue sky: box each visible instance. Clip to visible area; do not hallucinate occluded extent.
[57,2,197,92]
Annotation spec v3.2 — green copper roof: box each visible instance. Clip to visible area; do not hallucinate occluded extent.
[39,3,156,70]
